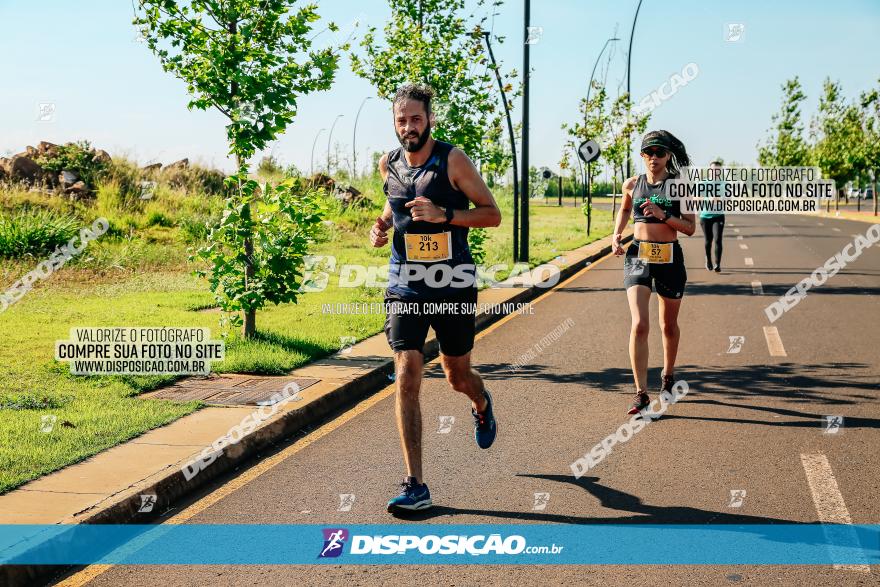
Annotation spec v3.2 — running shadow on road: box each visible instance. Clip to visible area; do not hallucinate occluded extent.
[393,473,806,526]
[590,362,877,404]
[479,362,589,385]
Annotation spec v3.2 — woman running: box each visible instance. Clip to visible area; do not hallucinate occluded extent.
[611,130,696,414]
[700,158,725,272]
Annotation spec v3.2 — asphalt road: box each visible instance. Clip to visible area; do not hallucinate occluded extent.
[55,212,880,586]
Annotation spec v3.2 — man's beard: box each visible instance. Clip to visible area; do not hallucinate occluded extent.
[398,123,431,152]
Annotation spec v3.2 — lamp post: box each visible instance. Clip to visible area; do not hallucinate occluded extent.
[584,36,619,215]
[327,114,344,174]
[311,128,326,176]
[481,31,520,263]
[625,0,645,179]
[520,0,531,262]
[352,97,372,179]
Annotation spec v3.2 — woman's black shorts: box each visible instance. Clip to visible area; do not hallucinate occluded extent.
[623,239,687,299]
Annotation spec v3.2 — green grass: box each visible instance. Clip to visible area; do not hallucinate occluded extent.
[0,172,613,494]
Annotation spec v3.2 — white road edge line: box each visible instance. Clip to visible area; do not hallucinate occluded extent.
[762,326,787,357]
[800,453,871,572]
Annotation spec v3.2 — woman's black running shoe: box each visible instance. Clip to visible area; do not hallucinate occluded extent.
[627,391,650,415]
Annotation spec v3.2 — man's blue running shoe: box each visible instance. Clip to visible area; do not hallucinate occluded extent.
[387,476,432,513]
[472,389,497,449]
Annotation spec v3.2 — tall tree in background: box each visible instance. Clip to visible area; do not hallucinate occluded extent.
[860,78,880,214]
[605,92,650,217]
[350,0,516,259]
[134,0,341,338]
[811,78,865,203]
[562,82,609,200]
[758,77,811,166]
[350,0,516,167]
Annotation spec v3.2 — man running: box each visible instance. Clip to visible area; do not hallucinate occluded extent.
[369,83,501,514]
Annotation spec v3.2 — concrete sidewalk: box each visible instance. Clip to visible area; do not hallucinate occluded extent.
[0,229,632,536]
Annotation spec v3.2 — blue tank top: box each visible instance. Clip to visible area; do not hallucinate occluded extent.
[384,140,474,299]
[632,173,681,223]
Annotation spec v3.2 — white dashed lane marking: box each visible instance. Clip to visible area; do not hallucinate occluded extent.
[800,453,871,572]
[736,235,743,240]
[751,281,763,295]
[739,244,748,250]
[762,326,787,357]
[833,227,841,232]
[744,257,754,266]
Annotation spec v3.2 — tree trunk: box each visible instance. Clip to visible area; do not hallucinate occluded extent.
[243,234,256,339]
[612,174,618,220]
[229,19,256,339]
[857,173,861,212]
[874,171,878,216]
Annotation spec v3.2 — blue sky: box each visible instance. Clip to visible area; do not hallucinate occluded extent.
[1,0,878,179]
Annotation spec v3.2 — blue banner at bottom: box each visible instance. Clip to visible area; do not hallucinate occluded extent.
[0,524,877,565]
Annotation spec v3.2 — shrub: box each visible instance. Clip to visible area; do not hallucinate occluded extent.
[162,164,229,196]
[179,215,212,243]
[35,140,109,187]
[0,208,80,258]
[101,158,148,208]
[468,227,487,266]
[145,210,174,228]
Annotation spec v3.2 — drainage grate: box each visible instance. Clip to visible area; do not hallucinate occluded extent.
[143,375,319,406]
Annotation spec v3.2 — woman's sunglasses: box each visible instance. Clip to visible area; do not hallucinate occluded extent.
[641,147,668,158]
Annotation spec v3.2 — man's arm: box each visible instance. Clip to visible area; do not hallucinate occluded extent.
[406,147,502,227]
[446,148,501,228]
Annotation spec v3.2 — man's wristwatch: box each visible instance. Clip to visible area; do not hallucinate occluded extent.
[444,206,455,223]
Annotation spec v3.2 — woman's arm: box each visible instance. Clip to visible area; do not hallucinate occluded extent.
[612,176,638,255]
[662,211,696,236]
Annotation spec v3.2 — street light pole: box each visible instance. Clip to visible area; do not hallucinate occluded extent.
[584,36,619,231]
[481,31,519,264]
[520,0,531,262]
[625,0,644,180]
[311,128,326,177]
[352,97,372,179]
[327,114,344,175]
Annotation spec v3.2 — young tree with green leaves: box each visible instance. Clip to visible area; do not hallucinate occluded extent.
[604,92,650,228]
[859,79,880,215]
[134,0,341,338]
[811,78,865,208]
[758,77,811,166]
[562,81,609,198]
[350,0,516,168]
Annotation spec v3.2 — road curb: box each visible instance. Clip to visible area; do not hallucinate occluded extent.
[1,230,631,587]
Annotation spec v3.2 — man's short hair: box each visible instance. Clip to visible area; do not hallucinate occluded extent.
[393,83,434,116]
